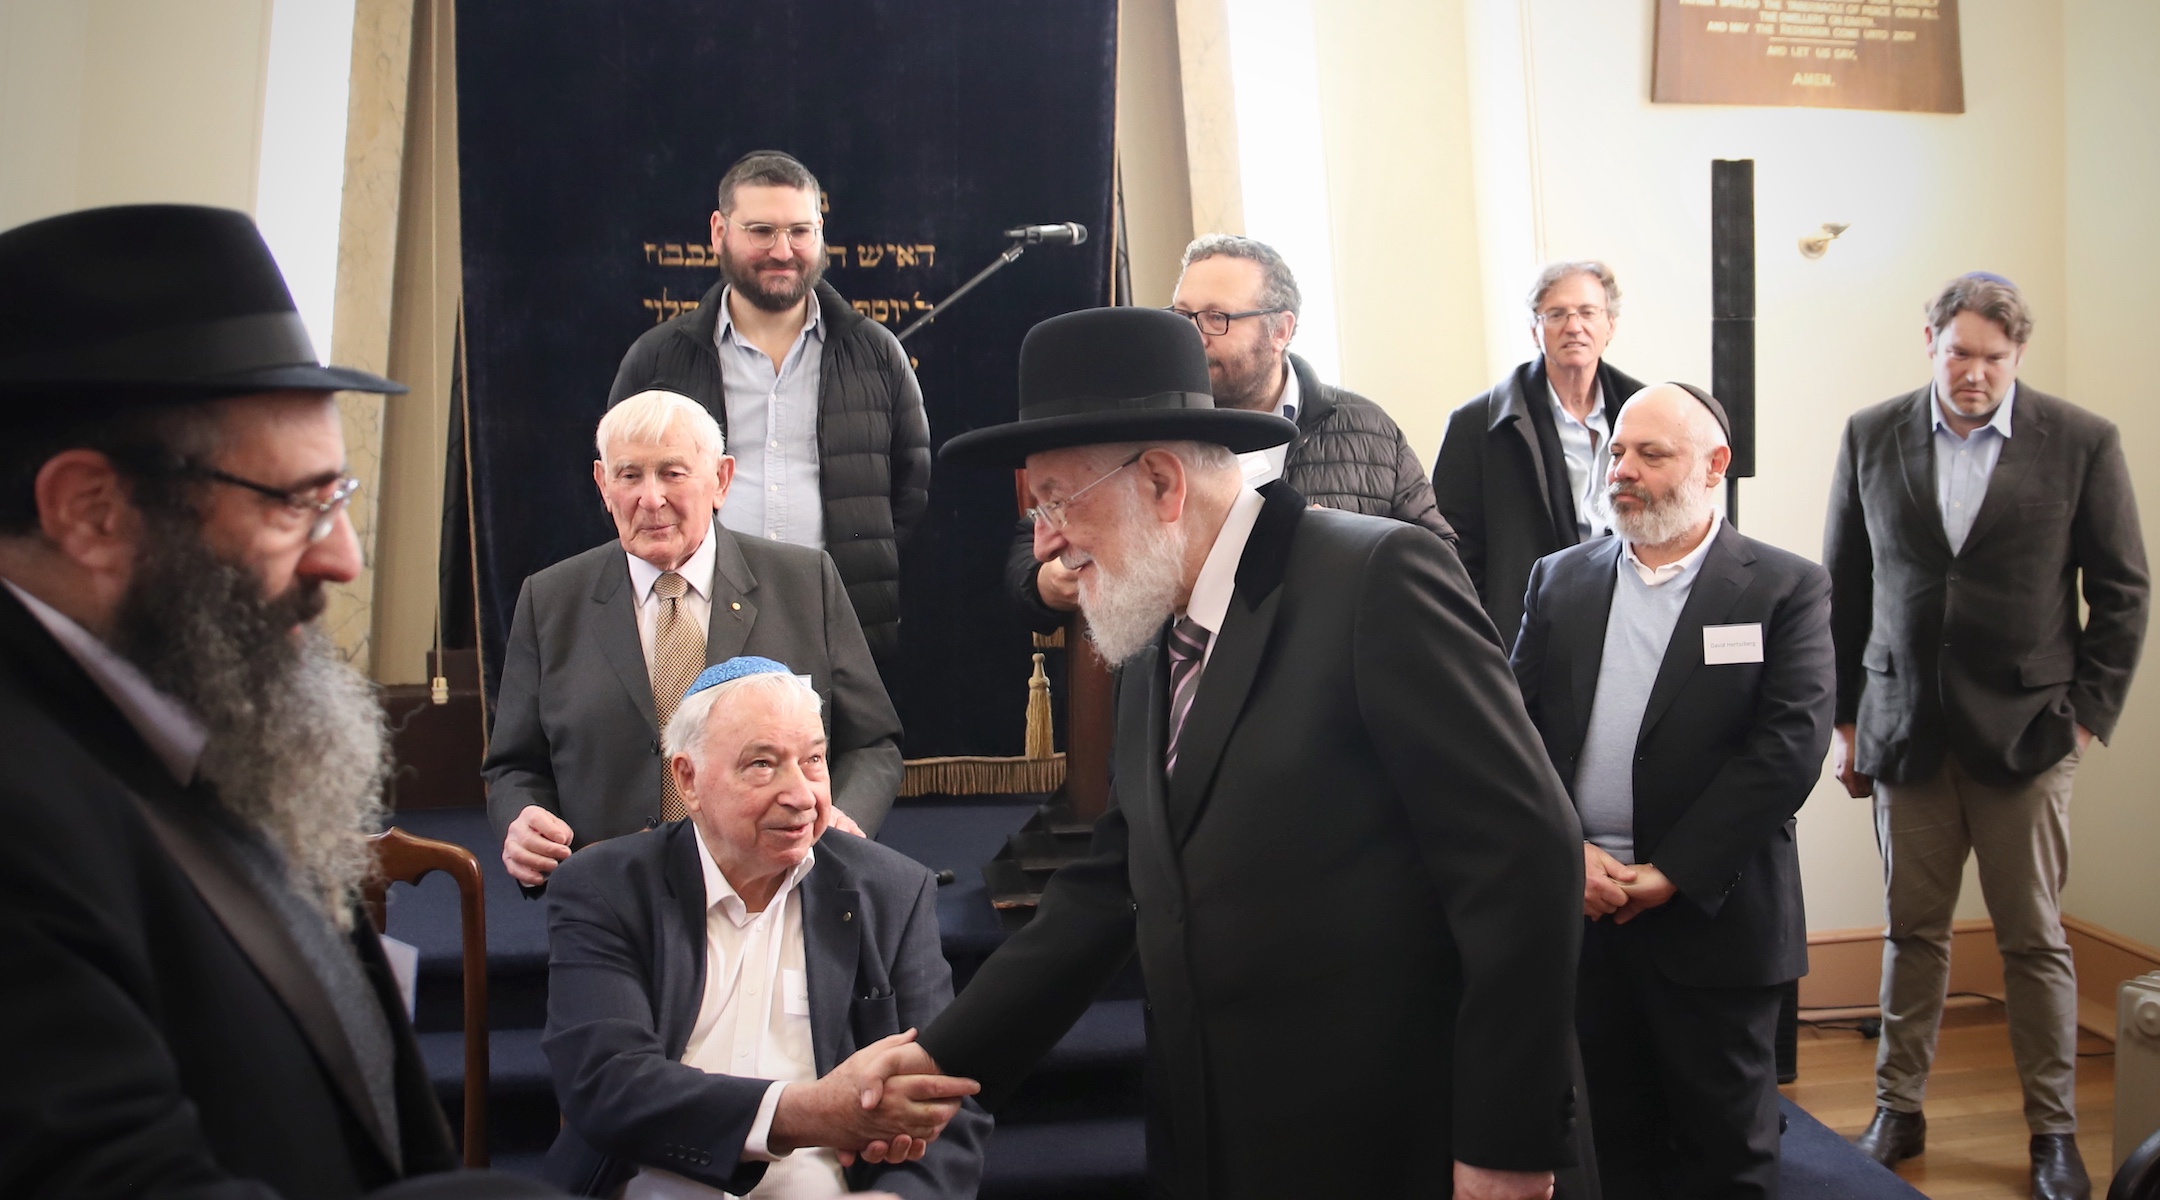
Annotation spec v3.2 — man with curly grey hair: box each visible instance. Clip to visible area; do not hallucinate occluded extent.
[1435,260,1650,649]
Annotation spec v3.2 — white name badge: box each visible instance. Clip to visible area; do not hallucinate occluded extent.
[1703,623,1765,665]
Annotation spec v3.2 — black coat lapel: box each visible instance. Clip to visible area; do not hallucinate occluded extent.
[1957,389,2050,554]
[1490,360,1558,538]
[660,824,710,1057]
[592,555,659,733]
[1893,389,1953,557]
[1638,526,1755,739]
[1119,639,1178,875]
[1554,540,1624,770]
[132,792,400,1166]
[704,529,759,666]
[1165,482,1304,848]
[798,857,861,1077]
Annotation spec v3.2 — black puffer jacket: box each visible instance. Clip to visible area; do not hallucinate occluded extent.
[609,279,930,663]
[1005,353,1452,630]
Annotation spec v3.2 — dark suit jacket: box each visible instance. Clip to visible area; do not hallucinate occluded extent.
[923,483,1584,1199]
[483,528,904,845]
[1434,356,1648,648]
[1003,353,1454,631]
[1825,385,2150,785]
[0,587,529,1199]
[539,821,986,1198]
[1511,526,1835,988]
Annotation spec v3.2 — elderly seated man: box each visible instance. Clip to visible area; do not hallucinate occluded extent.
[541,657,986,1199]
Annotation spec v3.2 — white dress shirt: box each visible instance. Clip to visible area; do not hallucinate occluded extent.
[1235,362,1300,489]
[1930,382,2015,555]
[626,530,719,673]
[1546,376,1611,539]
[3,580,204,783]
[624,834,843,1200]
[1178,486,1267,670]
[716,289,826,549]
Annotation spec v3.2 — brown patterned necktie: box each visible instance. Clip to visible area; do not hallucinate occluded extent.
[651,571,705,821]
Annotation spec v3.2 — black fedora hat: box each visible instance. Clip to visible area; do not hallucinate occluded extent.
[0,204,403,416]
[940,306,1296,467]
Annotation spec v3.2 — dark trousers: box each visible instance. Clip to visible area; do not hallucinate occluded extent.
[1578,916,1784,1200]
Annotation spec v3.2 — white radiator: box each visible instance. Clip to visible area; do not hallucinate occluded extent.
[2119,971,2160,1172]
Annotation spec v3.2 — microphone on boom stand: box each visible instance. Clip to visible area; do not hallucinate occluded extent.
[898,221,1090,342]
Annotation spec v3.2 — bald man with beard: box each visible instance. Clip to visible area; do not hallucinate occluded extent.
[0,205,559,1199]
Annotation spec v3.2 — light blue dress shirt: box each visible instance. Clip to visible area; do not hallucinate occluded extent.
[715,288,826,549]
[1930,383,2015,555]
[1546,378,1610,539]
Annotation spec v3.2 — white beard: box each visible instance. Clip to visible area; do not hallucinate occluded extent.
[1602,464,1713,550]
[1074,488,1189,666]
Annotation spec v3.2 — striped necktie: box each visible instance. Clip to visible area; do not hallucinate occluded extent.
[1164,616,1209,776]
[651,571,705,821]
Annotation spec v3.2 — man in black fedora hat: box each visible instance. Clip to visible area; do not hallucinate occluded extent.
[889,306,1585,1199]
[0,205,560,1198]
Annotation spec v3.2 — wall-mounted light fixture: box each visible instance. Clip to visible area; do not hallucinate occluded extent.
[1799,223,1850,259]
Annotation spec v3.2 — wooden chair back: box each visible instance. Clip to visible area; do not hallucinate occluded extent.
[363,826,489,1168]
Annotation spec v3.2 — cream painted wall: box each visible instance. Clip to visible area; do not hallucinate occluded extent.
[0,0,273,231]
[1473,0,2072,933]
[2060,0,2160,950]
[1119,0,1196,308]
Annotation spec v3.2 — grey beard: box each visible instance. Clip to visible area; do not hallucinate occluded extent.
[1602,476,1713,550]
[111,513,389,930]
[1077,495,1189,665]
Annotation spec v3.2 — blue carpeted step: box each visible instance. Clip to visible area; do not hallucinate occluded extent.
[980,1115,1148,1199]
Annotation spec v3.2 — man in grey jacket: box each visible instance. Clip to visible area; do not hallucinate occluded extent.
[1008,234,1449,629]
[1826,273,2149,1200]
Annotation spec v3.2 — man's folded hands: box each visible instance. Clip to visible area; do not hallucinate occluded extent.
[768,1029,978,1166]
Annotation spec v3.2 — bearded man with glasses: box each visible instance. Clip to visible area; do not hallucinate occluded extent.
[612,150,930,669]
[1435,260,1650,651]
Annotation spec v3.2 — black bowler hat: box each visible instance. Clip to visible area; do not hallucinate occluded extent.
[939,306,1297,467]
[0,205,404,418]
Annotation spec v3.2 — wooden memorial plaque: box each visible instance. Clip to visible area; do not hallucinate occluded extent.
[1653,0,1963,114]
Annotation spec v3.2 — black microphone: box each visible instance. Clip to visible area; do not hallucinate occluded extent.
[1003,222,1088,245]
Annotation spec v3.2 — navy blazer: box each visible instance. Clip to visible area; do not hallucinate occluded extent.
[1511,524,1836,988]
[539,821,985,1198]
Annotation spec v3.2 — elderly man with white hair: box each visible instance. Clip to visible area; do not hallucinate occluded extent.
[540,657,987,1198]
[1510,383,1835,1199]
[485,389,904,890]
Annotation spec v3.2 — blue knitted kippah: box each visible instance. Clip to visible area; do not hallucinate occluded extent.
[683,656,792,702]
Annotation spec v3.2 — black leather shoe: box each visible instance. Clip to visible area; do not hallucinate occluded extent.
[2030,1134,2091,1200]
[1852,1107,1926,1166]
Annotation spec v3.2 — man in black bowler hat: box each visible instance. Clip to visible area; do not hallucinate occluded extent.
[0,205,561,1198]
[889,306,1586,1199]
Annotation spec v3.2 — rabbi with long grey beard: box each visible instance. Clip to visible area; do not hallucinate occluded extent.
[899,306,1586,1200]
[0,205,561,1199]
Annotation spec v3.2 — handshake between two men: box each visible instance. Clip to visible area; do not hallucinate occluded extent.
[536,661,990,1196]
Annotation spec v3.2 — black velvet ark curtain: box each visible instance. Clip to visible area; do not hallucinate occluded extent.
[453,0,1118,756]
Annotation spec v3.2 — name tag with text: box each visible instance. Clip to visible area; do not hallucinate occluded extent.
[1703,623,1764,665]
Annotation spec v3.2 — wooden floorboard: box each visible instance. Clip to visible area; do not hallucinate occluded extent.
[1782,1002,2117,1199]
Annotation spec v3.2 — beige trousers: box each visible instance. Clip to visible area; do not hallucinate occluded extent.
[1872,746,2081,1133]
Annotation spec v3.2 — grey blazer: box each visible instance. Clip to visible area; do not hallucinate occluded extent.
[540,822,986,1198]
[483,528,905,845]
[1825,384,2150,785]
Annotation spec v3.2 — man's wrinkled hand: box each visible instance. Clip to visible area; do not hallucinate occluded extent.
[2076,724,2095,754]
[1583,842,1636,919]
[502,805,573,886]
[1831,723,1873,799]
[780,1031,975,1164]
[1454,1161,1554,1200]
[1611,864,1678,926]
[829,809,867,838]
[1036,557,1080,612]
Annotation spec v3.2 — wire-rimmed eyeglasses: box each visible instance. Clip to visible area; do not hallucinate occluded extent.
[1023,451,1145,531]
[728,219,822,250]
[1166,306,1287,336]
[1533,305,1608,327]
[189,466,361,544]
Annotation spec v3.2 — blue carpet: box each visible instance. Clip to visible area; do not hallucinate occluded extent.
[1778,1096,1927,1198]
